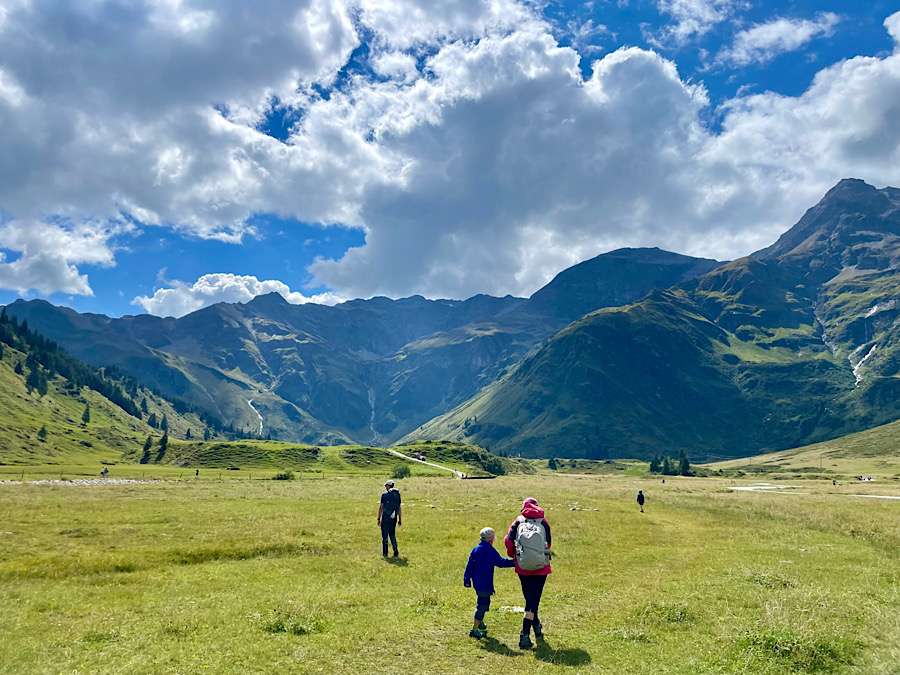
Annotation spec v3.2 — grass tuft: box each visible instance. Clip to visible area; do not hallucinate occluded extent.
[160,620,198,639]
[413,588,442,613]
[637,602,695,625]
[740,628,860,672]
[255,604,324,636]
[80,630,118,645]
[170,541,323,565]
[746,570,796,589]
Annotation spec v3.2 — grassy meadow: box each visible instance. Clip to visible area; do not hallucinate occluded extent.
[1,474,898,674]
[707,419,900,479]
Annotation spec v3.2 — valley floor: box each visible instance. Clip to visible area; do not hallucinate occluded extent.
[0,475,897,674]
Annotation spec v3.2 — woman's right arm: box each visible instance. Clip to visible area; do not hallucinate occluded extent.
[504,518,519,557]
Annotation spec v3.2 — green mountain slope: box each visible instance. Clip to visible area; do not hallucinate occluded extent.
[0,338,208,466]
[0,318,521,477]
[706,418,900,477]
[5,250,717,446]
[407,180,900,459]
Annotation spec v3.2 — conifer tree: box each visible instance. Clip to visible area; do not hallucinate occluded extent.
[37,425,48,442]
[185,428,192,440]
[678,452,691,476]
[161,415,169,432]
[26,366,49,397]
[140,435,153,464]
[81,402,91,426]
[661,456,674,475]
[14,360,24,375]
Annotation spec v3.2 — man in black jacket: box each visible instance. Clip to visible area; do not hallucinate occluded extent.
[378,480,402,557]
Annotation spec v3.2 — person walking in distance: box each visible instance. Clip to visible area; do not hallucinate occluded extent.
[378,479,402,558]
[637,490,645,513]
[505,497,552,650]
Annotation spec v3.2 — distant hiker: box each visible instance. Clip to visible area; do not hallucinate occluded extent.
[378,480,402,558]
[637,490,645,513]
[505,497,552,650]
[195,469,199,478]
[464,527,515,639]
[661,479,665,484]
[100,466,109,479]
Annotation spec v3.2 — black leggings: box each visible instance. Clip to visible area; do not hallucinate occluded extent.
[519,574,547,616]
[381,518,398,556]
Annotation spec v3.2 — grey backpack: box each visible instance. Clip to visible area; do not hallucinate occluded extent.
[515,518,548,570]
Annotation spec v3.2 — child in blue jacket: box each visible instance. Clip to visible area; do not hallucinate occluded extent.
[464,527,516,638]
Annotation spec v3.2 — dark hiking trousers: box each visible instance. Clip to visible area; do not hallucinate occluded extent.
[520,574,547,616]
[474,594,491,621]
[381,517,398,556]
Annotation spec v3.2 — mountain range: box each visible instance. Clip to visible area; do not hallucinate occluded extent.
[5,179,899,459]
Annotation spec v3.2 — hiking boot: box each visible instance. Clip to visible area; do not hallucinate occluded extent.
[533,623,544,641]
[519,633,533,650]
[478,621,487,632]
[469,628,486,639]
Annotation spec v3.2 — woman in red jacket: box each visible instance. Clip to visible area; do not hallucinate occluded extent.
[504,497,551,650]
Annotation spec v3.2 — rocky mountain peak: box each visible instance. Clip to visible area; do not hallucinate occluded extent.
[755,179,900,271]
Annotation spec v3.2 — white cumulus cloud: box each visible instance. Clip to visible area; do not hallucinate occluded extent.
[651,0,744,46]
[1,2,900,309]
[309,13,900,299]
[716,12,841,67]
[133,273,344,317]
[0,220,127,296]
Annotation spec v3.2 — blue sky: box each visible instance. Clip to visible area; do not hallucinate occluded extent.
[7,219,365,317]
[1,0,899,317]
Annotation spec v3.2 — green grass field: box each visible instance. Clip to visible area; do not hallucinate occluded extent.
[707,419,900,479]
[0,439,529,482]
[1,474,897,674]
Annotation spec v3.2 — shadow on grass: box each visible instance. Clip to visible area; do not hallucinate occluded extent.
[384,556,409,567]
[534,639,591,667]
[478,636,521,657]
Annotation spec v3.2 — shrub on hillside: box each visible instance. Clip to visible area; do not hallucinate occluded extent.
[272,470,295,481]
[392,464,411,479]
[478,455,507,476]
